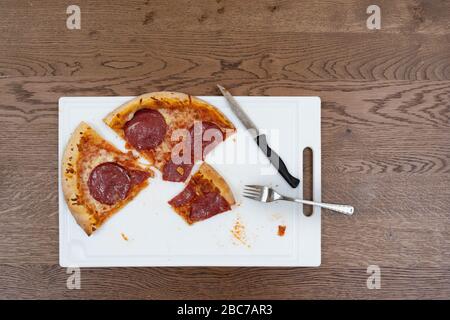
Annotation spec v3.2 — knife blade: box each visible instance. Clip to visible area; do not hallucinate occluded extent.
[217,84,300,188]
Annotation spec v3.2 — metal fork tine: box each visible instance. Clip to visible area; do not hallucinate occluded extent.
[243,191,260,198]
[242,188,260,194]
[245,185,264,190]
[242,194,260,201]
[243,185,267,203]
[243,187,263,195]
[243,184,273,204]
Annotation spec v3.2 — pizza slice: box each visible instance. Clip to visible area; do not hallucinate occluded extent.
[62,122,153,235]
[103,92,235,182]
[168,163,235,224]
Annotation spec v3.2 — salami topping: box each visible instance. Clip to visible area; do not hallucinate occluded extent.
[124,109,167,150]
[162,160,193,182]
[190,122,224,161]
[128,169,150,186]
[189,191,230,222]
[163,122,223,182]
[88,162,132,205]
[168,184,196,207]
[168,163,234,224]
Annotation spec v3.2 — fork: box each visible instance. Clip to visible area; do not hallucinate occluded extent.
[243,185,354,215]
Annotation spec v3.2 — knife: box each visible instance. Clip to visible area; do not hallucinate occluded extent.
[217,85,300,188]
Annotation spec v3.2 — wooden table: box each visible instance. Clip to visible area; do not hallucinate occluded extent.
[1,0,449,299]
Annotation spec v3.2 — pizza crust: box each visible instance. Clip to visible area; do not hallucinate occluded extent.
[62,122,153,236]
[63,93,237,235]
[196,163,236,206]
[103,91,236,181]
[62,122,97,235]
[103,92,235,131]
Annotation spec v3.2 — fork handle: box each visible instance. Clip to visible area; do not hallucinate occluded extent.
[288,198,354,215]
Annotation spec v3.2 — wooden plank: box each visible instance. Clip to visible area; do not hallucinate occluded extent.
[1,31,450,80]
[0,264,449,299]
[0,0,449,35]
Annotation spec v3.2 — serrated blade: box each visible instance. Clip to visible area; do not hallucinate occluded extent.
[217,84,259,138]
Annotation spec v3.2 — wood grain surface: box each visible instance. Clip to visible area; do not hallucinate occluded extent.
[0,0,449,299]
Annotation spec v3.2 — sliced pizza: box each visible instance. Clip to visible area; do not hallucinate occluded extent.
[168,163,235,224]
[62,122,153,235]
[103,92,236,182]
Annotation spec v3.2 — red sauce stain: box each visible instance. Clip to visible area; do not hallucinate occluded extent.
[278,225,286,237]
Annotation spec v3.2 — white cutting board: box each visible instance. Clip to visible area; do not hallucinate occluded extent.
[58,96,321,267]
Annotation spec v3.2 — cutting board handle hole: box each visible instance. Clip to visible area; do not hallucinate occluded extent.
[303,147,313,217]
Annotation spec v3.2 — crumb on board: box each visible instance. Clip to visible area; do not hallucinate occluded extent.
[121,232,129,241]
[231,218,250,247]
[278,225,286,237]
[271,212,281,220]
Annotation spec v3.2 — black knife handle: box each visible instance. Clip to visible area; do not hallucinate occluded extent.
[255,134,300,188]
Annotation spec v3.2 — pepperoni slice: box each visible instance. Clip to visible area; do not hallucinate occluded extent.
[189,191,231,222]
[190,122,224,161]
[128,169,150,186]
[162,160,194,182]
[168,184,196,207]
[88,162,132,205]
[162,122,223,182]
[124,109,167,150]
